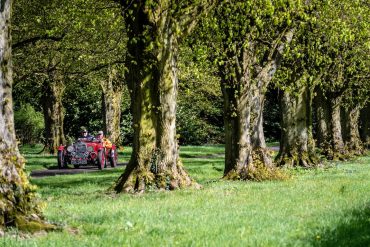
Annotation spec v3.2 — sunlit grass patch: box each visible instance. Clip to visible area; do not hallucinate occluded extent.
[4,145,369,246]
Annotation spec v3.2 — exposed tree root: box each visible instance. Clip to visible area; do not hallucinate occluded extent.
[275,150,321,168]
[114,159,199,193]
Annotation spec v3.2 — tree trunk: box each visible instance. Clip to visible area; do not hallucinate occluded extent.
[343,105,364,155]
[114,2,196,193]
[219,47,284,181]
[41,71,66,154]
[221,79,253,179]
[250,29,294,167]
[250,83,272,167]
[0,0,55,232]
[101,68,123,144]
[360,103,370,147]
[276,85,319,167]
[315,87,331,155]
[329,95,347,160]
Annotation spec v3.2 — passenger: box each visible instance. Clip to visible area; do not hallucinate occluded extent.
[96,130,113,148]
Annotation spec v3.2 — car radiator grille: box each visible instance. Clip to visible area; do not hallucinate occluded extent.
[75,143,87,158]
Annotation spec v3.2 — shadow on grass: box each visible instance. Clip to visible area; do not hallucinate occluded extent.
[180,153,224,159]
[310,203,370,247]
[31,170,122,190]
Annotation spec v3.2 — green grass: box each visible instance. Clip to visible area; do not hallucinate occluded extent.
[2,147,370,246]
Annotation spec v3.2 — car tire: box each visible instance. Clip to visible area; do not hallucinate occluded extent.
[109,150,117,168]
[57,150,64,169]
[98,150,105,170]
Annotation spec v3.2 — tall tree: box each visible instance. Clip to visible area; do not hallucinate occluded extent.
[273,7,324,167]
[101,66,125,144]
[115,1,214,193]
[0,0,54,232]
[198,0,302,179]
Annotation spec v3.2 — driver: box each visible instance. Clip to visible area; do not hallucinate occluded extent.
[79,128,94,140]
[96,130,113,148]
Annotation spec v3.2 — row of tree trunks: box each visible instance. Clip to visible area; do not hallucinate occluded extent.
[276,85,319,167]
[101,67,123,144]
[0,0,55,232]
[314,88,365,159]
[41,66,124,154]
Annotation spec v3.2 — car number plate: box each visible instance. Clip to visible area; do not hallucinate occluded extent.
[71,159,87,165]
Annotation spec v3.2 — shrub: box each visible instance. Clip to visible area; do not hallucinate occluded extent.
[14,104,44,145]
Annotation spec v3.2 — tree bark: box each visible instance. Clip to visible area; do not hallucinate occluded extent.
[343,105,364,155]
[0,0,55,232]
[220,47,282,181]
[114,2,209,193]
[315,87,331,154]
[221,71,253,179]
[250,78,271,167]
[250,29,294,167]
[360,103,370,147]
[276,85,319,167]
[101,67,123,144]
[329,95,347,159]
[41,71,66,154]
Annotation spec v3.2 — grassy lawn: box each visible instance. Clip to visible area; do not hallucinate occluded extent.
[2,146,370,246]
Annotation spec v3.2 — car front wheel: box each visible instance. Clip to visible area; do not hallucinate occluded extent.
[98,150,106,170]
[57,150,64,169]
[109,150,117,167]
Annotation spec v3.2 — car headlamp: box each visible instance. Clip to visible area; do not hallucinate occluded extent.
[67,146,74,152]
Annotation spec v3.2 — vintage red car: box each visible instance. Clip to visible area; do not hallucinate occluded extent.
[57,138,118,169]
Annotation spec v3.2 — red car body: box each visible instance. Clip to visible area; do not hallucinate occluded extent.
[57,138,118,169]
